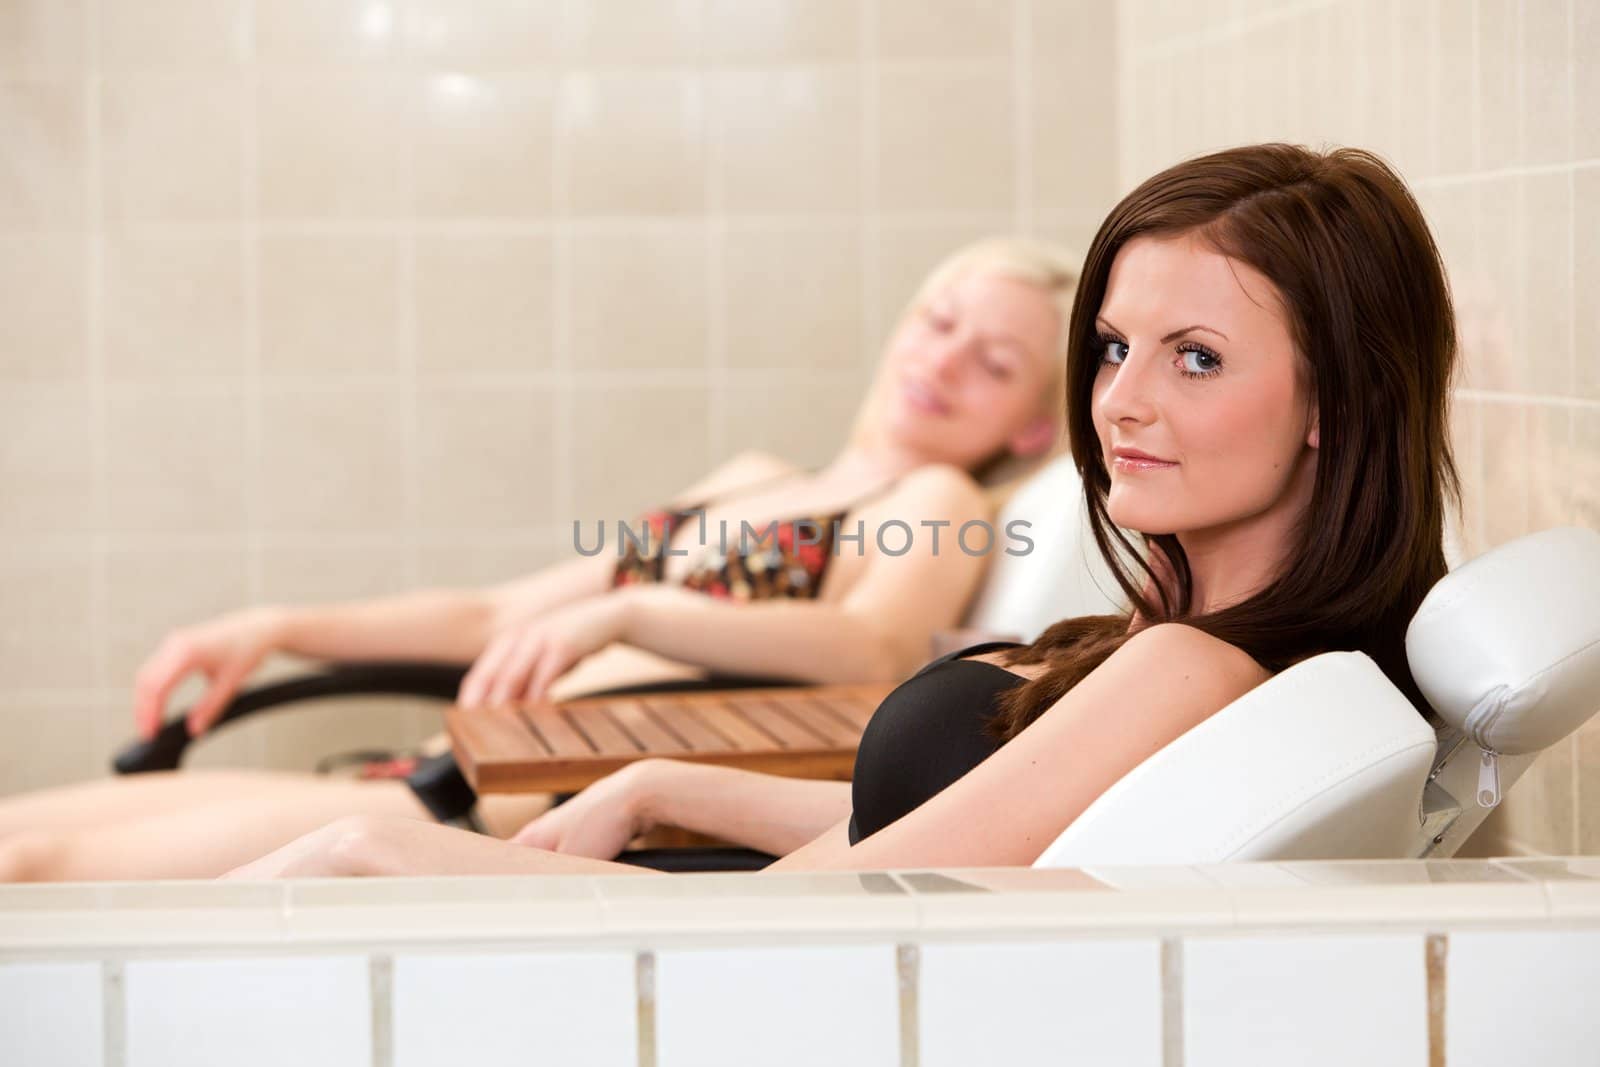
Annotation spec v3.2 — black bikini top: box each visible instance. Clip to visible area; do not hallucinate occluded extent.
[848,640,1026,844]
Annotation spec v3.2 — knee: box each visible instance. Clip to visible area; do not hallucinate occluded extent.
[0,830,66,882]
[320,815,403,876]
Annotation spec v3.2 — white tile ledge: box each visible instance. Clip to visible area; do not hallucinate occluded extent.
[0,859,1591,958]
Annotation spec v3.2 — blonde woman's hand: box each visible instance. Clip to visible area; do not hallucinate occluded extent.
[510,760,659,858]
[133,607,288,741]
[456,594,629,709]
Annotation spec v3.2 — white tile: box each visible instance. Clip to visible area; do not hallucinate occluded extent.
[0,962,103,1067]
[1184,934,1427,1067]
[909,866,1234,935]
[1197,859,1550,926]
[656,944,897,1067]
[126,956,369,1067]
[282,876,606,943]
[393,951,635,1067]
[920,940,1162,1067]
[0,883,288,949]
[595,870,917,936]
[1448,929,1600,1066]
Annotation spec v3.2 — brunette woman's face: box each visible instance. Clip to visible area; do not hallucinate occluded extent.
[1090,232,1318,538]
[877,270,1060,469]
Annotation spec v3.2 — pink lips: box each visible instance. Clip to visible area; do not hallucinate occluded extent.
[1111,447,1177,473]
[900,378,952,417]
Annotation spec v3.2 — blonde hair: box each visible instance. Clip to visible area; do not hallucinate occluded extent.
[904,237,1080,375]
[868,236,1081,495]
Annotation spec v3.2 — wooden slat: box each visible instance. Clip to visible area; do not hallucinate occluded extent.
[561,701,642,756]
[605,699,690,755]
[692,698,782,752]
[452,704,550,759]
[446,682,895,794]
[447,704,550,788]
[771,697,861,746]
[728,697,832,749]
[640,698,732,753]
[813,693,879,730]
[518,703,595,758]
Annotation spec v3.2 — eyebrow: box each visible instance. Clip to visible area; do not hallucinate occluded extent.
[932,297,1034,358]
[1096,317,1230,344]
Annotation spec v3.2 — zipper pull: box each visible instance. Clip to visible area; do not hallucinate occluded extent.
[1476,749,1501,808]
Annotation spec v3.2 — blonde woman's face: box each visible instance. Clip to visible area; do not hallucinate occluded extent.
[1090,232,1318,538]
[877,270,1061,469]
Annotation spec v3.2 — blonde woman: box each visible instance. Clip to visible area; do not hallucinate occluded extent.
[0,238,1079,881]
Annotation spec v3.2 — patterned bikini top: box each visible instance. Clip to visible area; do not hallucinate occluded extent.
[611,471,895,602]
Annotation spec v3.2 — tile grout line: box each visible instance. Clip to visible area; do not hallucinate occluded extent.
[85,0,109,722]
[705,53,726,465]
[81,209,1058,236]
[1570,733,1582,856]
[238,1,269,768]
[551,57,574,531]
[1161,937,1184,1067]
[1566,165,1578,442]
[1413,157,1600,190]
[242,0,265,610]
[102,959,126,1067]
[370,954,394,1067]
[1011,0,1033,234]
[1468,0,1481,172]
[636,950,657,1067]
[896,943,920,1067]
[398,48,421,589]
[1454,388,1600,412]
[860,0,881,372]
[1425,933,1447,1067]
[1136,0,1337,59]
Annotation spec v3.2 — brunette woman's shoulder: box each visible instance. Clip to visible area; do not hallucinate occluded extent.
[1117,622,1272,702]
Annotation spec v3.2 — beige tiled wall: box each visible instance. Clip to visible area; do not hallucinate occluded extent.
[0,1,1118,790]
[1117,0,1599,856]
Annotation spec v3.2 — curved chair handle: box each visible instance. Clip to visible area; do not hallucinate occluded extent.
[616,847,776,872]
[112,662,470,775]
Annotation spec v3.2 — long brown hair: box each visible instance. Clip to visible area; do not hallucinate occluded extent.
[990,144,1459,741]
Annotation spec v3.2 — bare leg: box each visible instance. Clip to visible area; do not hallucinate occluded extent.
[0,778,432,881]
[224,815,660,879]
[0,770,367,837]
[0,775,550,883]
[0,768,551,842]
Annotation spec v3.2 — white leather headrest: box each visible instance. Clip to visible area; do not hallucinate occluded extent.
[1405,526,1600,755]
[1034,652,1436,865]
[962,453,1122,640]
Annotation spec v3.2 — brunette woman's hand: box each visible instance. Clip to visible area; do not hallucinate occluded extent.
[133,607,288,740]
[510,760,660,858]
[456,593,630,709]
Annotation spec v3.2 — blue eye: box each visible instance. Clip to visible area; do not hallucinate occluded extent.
[1177,344,1222,378]
[1098,334,1129,365]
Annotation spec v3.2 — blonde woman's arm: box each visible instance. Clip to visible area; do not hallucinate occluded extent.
[133,554,616,739]
[137,450,799,737]
[457,464,994,706]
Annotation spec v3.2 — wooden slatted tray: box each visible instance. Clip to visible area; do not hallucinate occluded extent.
[445,683,895,794]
